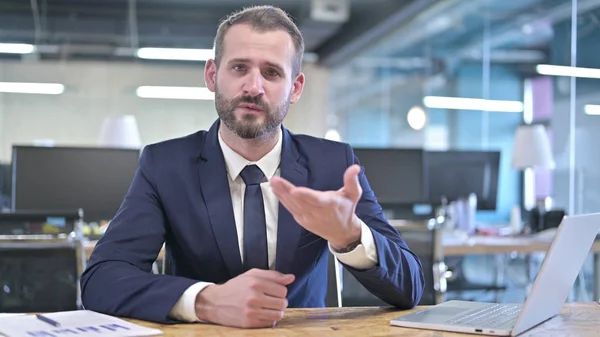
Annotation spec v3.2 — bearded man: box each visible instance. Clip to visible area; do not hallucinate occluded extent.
[81,5,424,329]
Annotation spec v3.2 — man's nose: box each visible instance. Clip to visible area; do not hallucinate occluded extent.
[243,70,265,97]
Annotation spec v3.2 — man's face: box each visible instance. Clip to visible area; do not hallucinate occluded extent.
[205,24,304,139]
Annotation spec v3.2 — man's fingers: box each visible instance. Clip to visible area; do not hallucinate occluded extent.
[278,273,295,285]
[291,188,325,207]
[270,179,310,216]
[259,294,289,311]
[273,175,352,209]
[271,177,323,211]
[275,189,305,215]
[245,269,295,285]
[343,164,362,201]
[292,188,336,207]
[259,280,290,298]
[270,177,296,203]
[269,176,295,193]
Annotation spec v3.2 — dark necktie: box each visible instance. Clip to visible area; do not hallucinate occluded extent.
[240,164,268,271]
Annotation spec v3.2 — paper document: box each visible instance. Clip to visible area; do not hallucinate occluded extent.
[0,314,25,318]
[0,310,162,337]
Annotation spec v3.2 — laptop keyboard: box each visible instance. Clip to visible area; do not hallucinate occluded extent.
[444,304,522,328]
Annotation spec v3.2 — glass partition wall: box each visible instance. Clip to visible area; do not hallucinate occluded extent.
[327,0,599,303]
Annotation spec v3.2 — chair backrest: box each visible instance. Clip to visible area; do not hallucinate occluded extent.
[394,221,443,305]
[0,210,85,312]
[161,243,170,275]
[326,220,443,307]
[543,210,566,231]
[325,251,342,307]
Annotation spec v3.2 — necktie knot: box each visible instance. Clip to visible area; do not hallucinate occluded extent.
[240,165,265,186]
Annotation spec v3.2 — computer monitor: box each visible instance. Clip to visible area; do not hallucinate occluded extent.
[425,150,500,210]
[11,146,140,223]
[352,148,427,206]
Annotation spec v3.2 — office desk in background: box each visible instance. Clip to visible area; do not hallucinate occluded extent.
[120,303,599,336]
[443,233,600,301]
[84,241,165,261]
[83,232,600,300]
[443,234,600,256]
[83,233,600,259]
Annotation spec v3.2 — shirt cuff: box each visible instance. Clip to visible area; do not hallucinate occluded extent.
[169,281,213,322]
[329,220,378,270]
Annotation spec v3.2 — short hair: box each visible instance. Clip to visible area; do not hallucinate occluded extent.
[213,5,305,77]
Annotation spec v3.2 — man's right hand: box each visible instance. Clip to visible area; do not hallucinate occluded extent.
[194,269,295,328]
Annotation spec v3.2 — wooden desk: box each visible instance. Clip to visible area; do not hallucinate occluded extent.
[442,235,600,300]
[84,241,165,261]
[443,235,600,256]
[124,303,598,336]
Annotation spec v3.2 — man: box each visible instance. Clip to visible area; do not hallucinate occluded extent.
[81,5,424,329]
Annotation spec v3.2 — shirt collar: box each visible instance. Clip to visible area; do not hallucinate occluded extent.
[218,127,282,182]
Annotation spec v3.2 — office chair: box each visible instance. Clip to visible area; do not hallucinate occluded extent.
[397,222,446,305]
[0,245,80,312]
[0,210,86,312]
[325,251,342,307]
[444,255,507,301]
[326,220,445,307]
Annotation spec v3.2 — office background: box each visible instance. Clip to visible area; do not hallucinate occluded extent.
[0,0,599,311]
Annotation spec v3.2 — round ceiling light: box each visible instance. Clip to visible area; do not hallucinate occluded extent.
[407,106,427,130]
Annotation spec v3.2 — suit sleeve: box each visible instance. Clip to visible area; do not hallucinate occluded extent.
[339,144,426,308]
[80,145,198,324]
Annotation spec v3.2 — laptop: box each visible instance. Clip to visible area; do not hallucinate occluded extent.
[390,212,600,336]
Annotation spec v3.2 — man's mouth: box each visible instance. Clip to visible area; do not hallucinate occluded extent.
[238,103,264,111]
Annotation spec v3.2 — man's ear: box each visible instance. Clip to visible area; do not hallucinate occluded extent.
[205,59,217,92]
[289,72,305,104]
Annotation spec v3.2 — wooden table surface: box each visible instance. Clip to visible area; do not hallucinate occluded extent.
[125,303,599,336]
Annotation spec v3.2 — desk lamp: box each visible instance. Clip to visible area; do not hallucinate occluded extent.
[98,115,142,149]
[511,124,555,232]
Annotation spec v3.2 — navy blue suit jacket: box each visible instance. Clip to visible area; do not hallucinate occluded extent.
[80,120,425,323]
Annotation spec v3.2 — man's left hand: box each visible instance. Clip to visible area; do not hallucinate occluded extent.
[270,164,363,251]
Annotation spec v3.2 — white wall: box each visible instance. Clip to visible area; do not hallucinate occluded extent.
[0,60,329,162]
[285,62,329,138]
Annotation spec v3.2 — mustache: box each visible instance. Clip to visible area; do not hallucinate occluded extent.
[234,95,268,110]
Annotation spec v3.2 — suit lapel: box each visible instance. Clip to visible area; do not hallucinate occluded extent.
[197,120,243,278]
[275,127,307,275]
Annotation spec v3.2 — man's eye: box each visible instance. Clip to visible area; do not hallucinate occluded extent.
[266,69,279,77]
[233,65,246,72]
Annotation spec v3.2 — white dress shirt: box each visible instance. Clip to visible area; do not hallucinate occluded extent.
[169,128,379,322]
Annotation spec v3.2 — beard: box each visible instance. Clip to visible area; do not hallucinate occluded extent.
[215,84,289,140]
